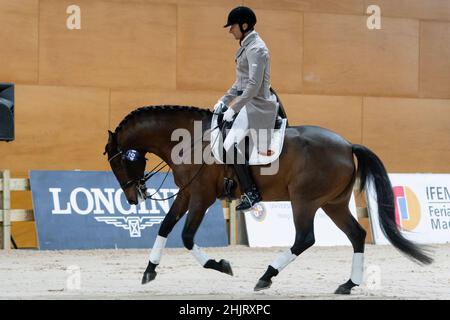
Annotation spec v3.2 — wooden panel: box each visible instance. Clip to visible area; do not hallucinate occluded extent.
[420,21,450,99]
[115,0,241,6]
[0,85,110,177]
[11,191,33,210]
[10,186,35,249]
[39,0,176,89]
[177,5,239,91]
[362,97,450,172]
[367,0,450,21]
[177,6,303,93]
[303,13,419,96]
[252,10,303,93]
[244,0,364,15]
[11,221,38,248]
[177,0,242,7]
[280,94,363,143]
[0,0,38,84]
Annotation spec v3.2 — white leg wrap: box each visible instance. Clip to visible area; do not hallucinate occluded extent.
[149,235,167,265]
[270,250,297,272]
[191,244,210,266]
[350,252,364,285]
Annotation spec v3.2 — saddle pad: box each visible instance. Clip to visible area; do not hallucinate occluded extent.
[210,111,287,166]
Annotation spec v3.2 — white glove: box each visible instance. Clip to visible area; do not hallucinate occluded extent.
[223,107,236,122]
[213,100,225,113]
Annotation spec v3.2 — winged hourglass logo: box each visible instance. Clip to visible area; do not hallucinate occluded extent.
[95,216,165,237]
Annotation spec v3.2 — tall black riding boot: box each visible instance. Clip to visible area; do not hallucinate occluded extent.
[233,163,262,211]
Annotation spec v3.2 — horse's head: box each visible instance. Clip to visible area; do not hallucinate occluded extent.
[104,130,147,205]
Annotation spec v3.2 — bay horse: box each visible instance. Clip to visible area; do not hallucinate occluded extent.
[104,105,432,294]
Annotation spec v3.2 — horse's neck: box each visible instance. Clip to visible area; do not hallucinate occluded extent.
[140,114,211,167]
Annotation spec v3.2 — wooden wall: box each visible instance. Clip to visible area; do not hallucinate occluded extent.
[1,0,450,177]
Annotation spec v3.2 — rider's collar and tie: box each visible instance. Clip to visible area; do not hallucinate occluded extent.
[240,30,257,47]
[236,31,257,60]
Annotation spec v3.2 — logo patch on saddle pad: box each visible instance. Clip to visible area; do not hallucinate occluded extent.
[249,203,267,222]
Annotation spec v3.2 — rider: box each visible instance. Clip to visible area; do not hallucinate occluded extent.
[215,6,279,211]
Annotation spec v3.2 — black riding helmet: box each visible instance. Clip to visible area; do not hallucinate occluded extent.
[224,6,257,40]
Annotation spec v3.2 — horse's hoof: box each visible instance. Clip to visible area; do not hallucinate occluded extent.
[220,259,234,276]
[334,279,356,295]
[334,284,351,295]
[141,271,157,285]
[254,279,272,292]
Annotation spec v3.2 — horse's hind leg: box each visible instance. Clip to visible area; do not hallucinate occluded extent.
[142,191,190,284]
[322,202,367,295]
[254,198,318,291]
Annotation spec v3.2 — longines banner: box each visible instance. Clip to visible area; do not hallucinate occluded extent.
[244,196,358,247]
[29,171,228,250]
[367,174,450,245]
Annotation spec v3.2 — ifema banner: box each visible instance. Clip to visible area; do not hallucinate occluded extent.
[244,195,358,247]
[367,174,450,245]
[29,171,228,250]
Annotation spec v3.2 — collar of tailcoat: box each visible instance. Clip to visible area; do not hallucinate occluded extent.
[241,30,258,47]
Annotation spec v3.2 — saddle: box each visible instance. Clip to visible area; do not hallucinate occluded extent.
[211,100,288,166]
[270,87,289,127]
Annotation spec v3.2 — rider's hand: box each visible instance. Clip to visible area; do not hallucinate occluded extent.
[223,107,236,122]
[213,100,225,113]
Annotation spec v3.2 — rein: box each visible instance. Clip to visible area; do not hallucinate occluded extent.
[108,114,224,202]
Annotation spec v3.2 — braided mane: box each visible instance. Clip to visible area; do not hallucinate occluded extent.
[114,105,212,134]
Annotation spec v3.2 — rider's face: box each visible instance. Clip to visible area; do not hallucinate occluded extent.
[229,23,248,40]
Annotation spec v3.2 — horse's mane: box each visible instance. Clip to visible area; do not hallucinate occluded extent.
[114,105,212,134]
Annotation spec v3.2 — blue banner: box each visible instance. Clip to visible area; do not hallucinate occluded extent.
[30,171,228,250]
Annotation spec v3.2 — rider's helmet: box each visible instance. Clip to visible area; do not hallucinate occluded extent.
[223,6,257,37]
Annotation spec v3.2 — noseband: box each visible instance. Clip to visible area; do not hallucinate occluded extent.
[108,150,123,163]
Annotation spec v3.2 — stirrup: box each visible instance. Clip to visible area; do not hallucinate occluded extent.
[236,190,262,211]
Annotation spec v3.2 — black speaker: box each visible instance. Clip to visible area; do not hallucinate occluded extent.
[0,83,14,141]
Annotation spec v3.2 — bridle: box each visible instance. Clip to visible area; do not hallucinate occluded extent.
[108,149,167,193]
[107,151,123,163]
[107,113,225,202]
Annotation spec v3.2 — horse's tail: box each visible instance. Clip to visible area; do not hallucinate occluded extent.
[352,144,433,265]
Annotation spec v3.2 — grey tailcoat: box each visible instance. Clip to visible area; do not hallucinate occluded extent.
[220,31,278,149]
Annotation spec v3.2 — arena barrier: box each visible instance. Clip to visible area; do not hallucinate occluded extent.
[224,200,239,245]
[0,170,34,249]
[0,170,236,250]
[0,169,369,249]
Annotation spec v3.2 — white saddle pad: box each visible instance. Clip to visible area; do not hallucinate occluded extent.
[210,109,287,166]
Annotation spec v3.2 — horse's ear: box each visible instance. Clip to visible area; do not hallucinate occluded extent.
[105,131,115,155]
[107,130,115,142]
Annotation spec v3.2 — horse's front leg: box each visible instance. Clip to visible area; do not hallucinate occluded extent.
[182,197,233,276]
[142,191,189,284]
